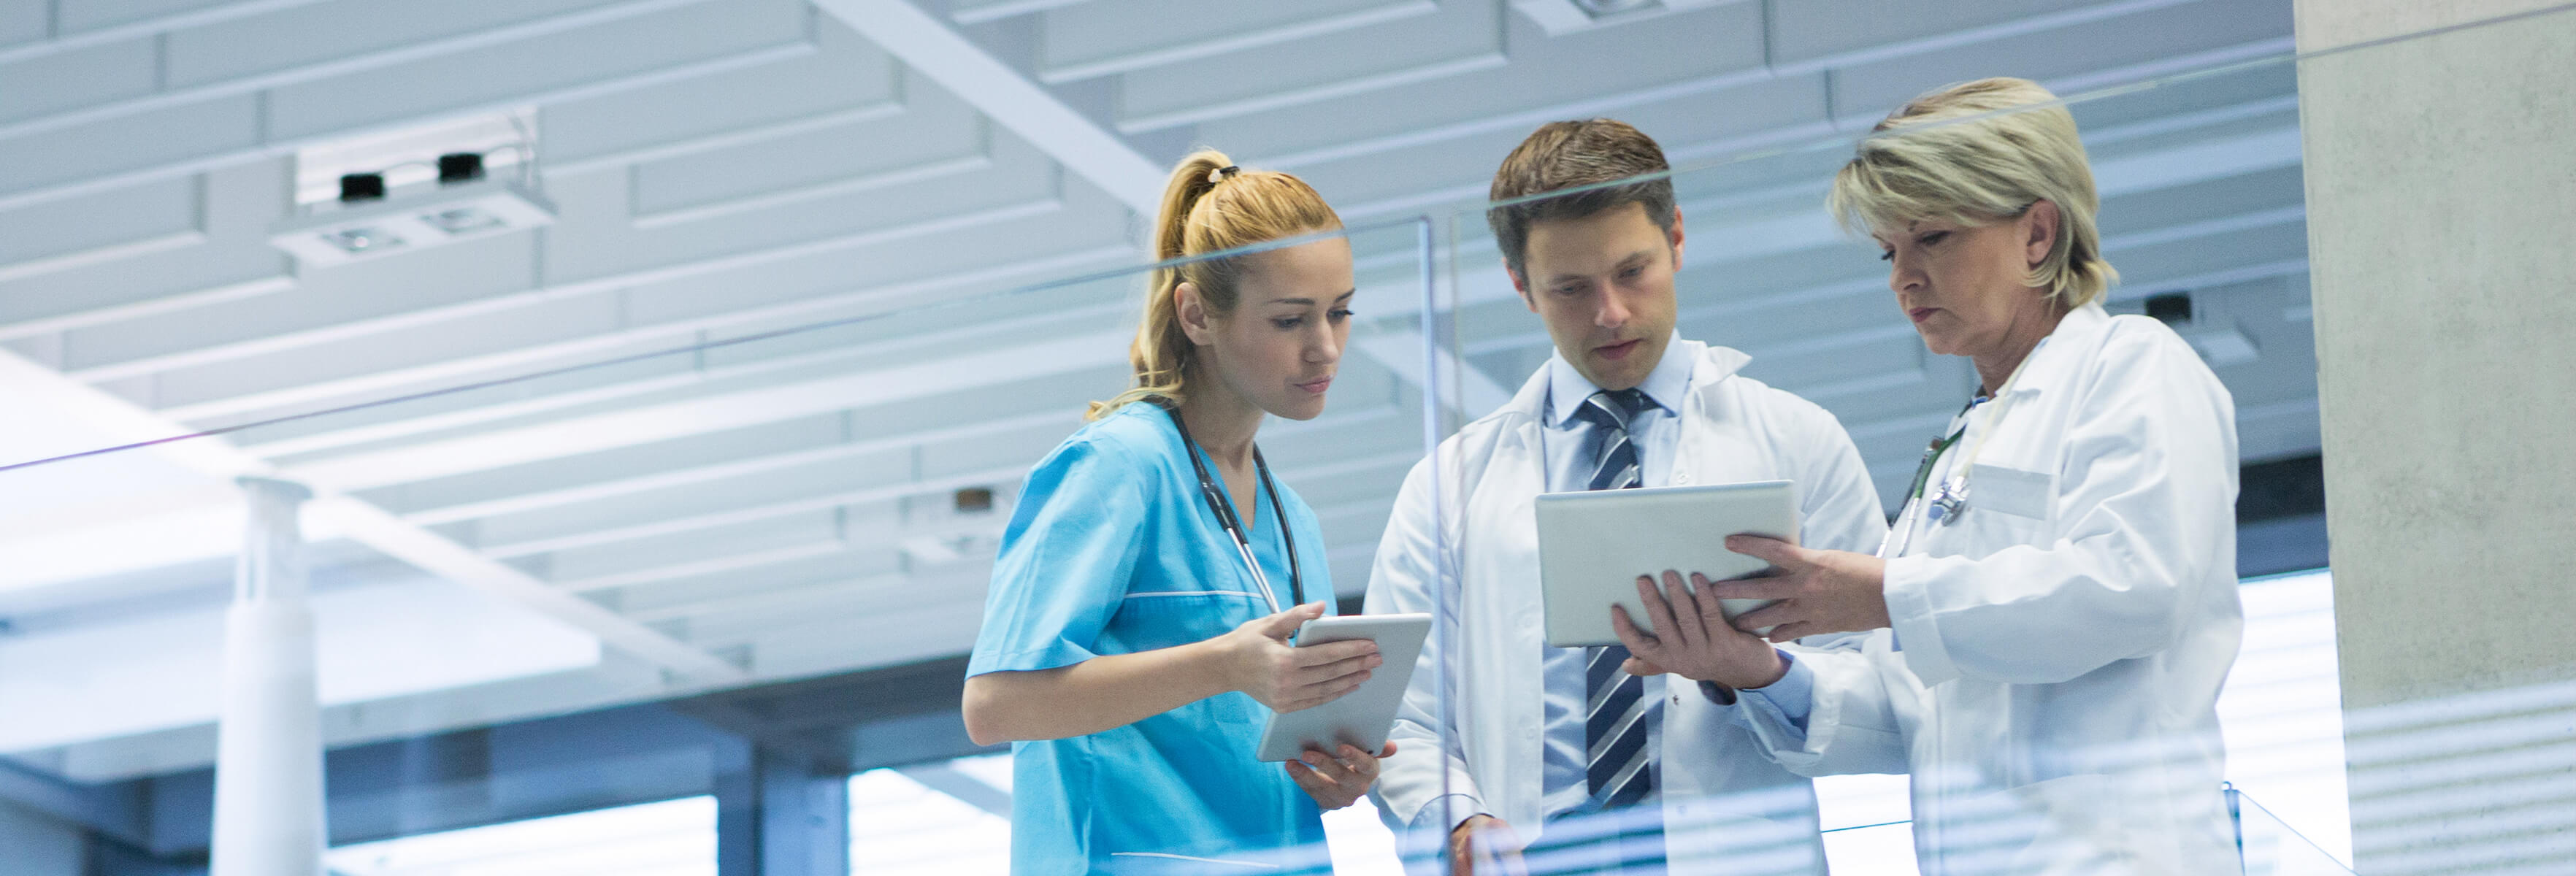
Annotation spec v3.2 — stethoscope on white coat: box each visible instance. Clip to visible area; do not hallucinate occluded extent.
[1878,342,2044,558]
[1165,404,1306,613]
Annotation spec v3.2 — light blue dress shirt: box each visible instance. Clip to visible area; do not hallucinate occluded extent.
[1739,653,1816,732]
[967,402,1335,875]
[1530,336,1694,821]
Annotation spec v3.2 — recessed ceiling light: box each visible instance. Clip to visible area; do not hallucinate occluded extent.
[322,227,403,254]
[1570,0,1657,15]
[422,207,505,235]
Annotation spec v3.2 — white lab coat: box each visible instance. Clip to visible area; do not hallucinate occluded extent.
[1739,303,2245,875]
[1365,341,1890,875]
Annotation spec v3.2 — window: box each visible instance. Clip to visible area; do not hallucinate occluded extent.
[324,796,716,876]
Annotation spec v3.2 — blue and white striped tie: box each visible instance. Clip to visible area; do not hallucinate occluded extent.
[1578,388,1656,810]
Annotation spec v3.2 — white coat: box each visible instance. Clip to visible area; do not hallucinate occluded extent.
[1365,340,1890,875]
[1739,303,2245,875]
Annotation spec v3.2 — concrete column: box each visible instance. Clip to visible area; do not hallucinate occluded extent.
[207,477,326,876]
[2293,1,2576,874]
[716,741,851,876]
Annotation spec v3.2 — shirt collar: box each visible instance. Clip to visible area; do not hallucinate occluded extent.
[1546,330,1693,428]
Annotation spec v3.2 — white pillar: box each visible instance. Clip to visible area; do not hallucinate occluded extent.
[209,477,326,876]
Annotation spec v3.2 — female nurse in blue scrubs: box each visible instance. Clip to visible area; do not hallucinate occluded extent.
[962,150,1392,875]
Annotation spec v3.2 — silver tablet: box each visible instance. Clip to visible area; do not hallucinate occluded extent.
[1254,613,1432,763]
[1533,480,1799,648]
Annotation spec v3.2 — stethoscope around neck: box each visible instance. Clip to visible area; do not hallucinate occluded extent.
[1162,402,1305,612]
[1879,344,2044,558]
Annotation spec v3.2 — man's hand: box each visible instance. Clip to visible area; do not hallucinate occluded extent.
[1708,536,1892,641]
[1611,571,1789,689]
[1284,742,1394,810]
[1449,815,1527,876]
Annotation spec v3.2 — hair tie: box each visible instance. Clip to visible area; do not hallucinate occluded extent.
[1207,164,1240,185]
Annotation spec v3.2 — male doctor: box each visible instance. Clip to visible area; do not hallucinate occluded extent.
[1363,119,1888,875]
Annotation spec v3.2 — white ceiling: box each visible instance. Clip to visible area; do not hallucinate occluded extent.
[0,0,2309,782]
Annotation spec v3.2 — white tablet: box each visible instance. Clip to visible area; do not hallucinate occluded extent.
[1533,480,1800,648]
[1254,613,1432,763]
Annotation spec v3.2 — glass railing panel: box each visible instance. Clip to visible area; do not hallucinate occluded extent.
[0,216,1434,874]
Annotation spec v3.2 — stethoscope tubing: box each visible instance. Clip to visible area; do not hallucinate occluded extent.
[1165,403,1305,613]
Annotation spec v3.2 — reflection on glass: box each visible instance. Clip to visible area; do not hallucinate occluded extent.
[849,764,1008,874]
[1414,57,2326,875]
[22,7,2576,874]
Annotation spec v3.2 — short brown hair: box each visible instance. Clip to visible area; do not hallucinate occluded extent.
[1487,119,1676,280]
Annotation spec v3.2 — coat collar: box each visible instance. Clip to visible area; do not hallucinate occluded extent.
[1994,301,2112,400]
[1542,331,1701,427]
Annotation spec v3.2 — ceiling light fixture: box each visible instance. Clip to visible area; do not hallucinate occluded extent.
[270,173,553,268]
[275,109,548,268]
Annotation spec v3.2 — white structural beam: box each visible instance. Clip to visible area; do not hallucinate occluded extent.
[0,350,746,683]
[208,477,324,876]
[811,0,1165,215]
[813,0,1511,416]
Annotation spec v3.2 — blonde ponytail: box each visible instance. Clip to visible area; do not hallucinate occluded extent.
[1086,150,1343,420]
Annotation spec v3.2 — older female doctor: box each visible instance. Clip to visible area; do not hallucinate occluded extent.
[1610,78,2244,875]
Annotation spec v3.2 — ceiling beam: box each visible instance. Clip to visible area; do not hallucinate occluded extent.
[280,327,1132,491]
[810,0,1165,215]
[62,196,1070,386]
[808,0,1507,426]
[162,241,1130,429]
[401,409,1077,526]
[0,39,819,215]
[0,350,746,683]
[0,0,740,145]
[1257,0,2234,172]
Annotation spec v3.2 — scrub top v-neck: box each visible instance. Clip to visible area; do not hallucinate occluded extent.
[968,402,1334,874]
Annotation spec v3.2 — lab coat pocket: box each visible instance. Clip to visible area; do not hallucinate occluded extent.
[1968,464,2053,522]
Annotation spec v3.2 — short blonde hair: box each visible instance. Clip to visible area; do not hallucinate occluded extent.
[1829,77,2117,307]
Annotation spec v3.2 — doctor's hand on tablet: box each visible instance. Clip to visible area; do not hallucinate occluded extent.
[1610,571,1791,690]
[1283,741,1395,810]
[1710,535,1890,641]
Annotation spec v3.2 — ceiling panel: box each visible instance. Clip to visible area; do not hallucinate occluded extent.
[261,0,810,141]
[0,0,42,46]
[161,0,635,87]
[0,36,156,122]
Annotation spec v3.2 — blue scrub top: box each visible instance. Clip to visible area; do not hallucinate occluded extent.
[968,402,1335,875]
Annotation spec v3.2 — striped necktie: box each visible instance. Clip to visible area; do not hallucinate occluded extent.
[1577,388,1656,810]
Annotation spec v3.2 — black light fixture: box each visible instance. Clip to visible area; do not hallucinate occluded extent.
[338,172,386,202]
[2145,291,2194,325]
[954,487,996,514]
[436,152,485,184]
